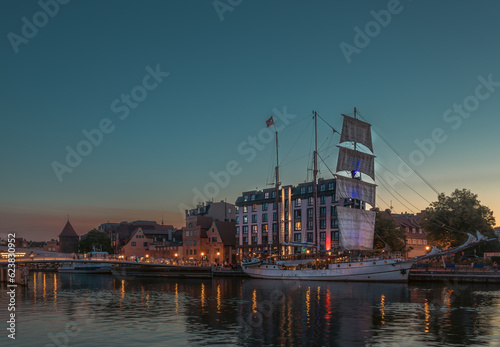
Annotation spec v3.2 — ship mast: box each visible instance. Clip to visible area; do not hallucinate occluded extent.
[275,128,281,256]
[313,111,319,254]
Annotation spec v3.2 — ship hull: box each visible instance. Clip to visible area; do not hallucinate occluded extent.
[242,259,414,282]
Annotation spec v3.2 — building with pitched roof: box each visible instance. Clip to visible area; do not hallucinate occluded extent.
[58,220,79,253]
[204,220,236,264]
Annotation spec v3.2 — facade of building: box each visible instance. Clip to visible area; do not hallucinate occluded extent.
[392,211,428,259]
[204,220,237,264]
[121,228,150,258]
[58,220,79,253]
[235,178,342,258]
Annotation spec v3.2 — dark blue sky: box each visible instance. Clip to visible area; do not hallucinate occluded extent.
[1,0,499,240]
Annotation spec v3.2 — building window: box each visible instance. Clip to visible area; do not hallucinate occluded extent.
[308,197,313,206]
[320,184,325,191]
[285,211,289,220]
[263,202,268,211]
[320,207,326,217]
[262,213,268,222]
[272,223,277,232]
[320,220,326,229]
[262,235,268,244]
[308,232,315,242]
[294,233,301,242]
[193,240,197,246]
[236,216,240,224]
[285,200,289,208]
[186,250,189,255]
[243,215,248,224]
[284,223,289,232]
[252,214,257,223]
[331,206,337,216]
[308,186,313,193]
[244,196,248,202]
[300,187,305,194]
[212,237,217,242]
[265,192,269,199]
[307,208,313,219]
[294,221,301,231]
[307,220,313,230]
[252,225,258,233]
[243,206,248,213]
[190,249,193,255]
[251,194,255,201]
[194,249,197,255]
[252,236,258,244]
[236,226,240,234]
[271,191,276,198]
[262,224,268,233]
[243,237,248,245]
[143,242,148,247]
[294,209,301,220]
[131,242,136,246]
[320,195,326,204]
[252,204,257,212]
[273,212,277,221]
[331,194,336,203]
[332,231,339,241]
[295,198,301,207]
[243,226,248,234]
[331,219,338,228]
[328,183,334,190]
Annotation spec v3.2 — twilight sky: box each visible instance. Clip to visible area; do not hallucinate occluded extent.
[1,0,499,241]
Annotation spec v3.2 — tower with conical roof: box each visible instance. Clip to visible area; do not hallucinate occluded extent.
[58,220,79,253]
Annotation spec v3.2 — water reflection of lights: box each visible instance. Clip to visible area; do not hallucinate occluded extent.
[424,299,430,333]
[380,295,386,325]
[324,290,332,324]
[53,273,57,308]
[306,287,311,324]
[252,289,257,313]
[217,284,221,314]
[201,283,206,310]
[43,273,47,302]
[33,273,37,304]
[175,283,179,314]
[120,279,125,307]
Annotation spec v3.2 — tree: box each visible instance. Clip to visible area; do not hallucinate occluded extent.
[420,189,498,252]
[78,229,113,254]
[373,209,407,253]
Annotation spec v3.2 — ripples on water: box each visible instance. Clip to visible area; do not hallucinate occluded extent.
[1,272,500,346]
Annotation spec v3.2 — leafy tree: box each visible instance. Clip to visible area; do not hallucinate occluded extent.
[420,189,498,253]
[78,229,113,254]
[373,209,407,252]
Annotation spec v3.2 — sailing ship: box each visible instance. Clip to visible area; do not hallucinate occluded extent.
[241,109,493,282]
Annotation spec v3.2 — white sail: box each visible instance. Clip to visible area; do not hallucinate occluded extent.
[340,115,373,152]
[336,175,376,207]
[337,206,375,250]
[336,147,375,180]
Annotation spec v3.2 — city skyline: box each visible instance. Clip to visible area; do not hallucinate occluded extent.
[2,0,500,241]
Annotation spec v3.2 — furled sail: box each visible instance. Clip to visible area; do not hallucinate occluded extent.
[337,206,375,250]
[336,147,375,180]
[339,115,373,152]
[336,175,376,207]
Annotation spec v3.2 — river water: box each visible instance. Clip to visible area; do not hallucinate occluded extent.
[1,272,500,346]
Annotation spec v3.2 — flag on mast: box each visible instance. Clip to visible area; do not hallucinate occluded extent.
[266,116,274,127]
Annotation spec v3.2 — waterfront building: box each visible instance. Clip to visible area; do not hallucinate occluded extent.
[235,178,340,258]
[183,200,237,262]
[392,211,428,258]
[58,220,79,253]
[121,227,184,259]
[204,220,236,264]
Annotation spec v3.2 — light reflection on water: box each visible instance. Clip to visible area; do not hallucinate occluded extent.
[1,272,500,346]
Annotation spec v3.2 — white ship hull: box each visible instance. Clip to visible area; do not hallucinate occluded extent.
[242,259,415,282]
